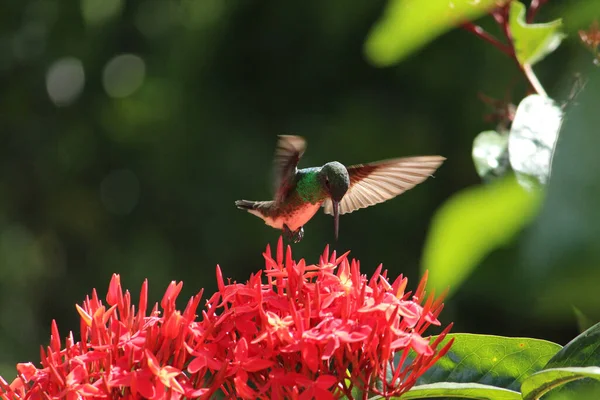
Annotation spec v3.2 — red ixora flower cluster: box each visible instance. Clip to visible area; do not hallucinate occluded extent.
[0,238,453,400]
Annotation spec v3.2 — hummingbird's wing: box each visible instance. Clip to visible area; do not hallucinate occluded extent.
[322,156,445,215]
[273,135,306,203]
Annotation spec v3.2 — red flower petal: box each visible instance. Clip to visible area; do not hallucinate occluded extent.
[315,374,338,389]
[185,387,210,398]
[75,304,92,327]
[162,311,182,339]
[313,387,337,400]
[16,363,38,382]
[242,358,274,372]
[234,370,256,400]
[77,383,102,396]
[133,371,156,399]
[65,365,87,386]
[301,344,319,373]
[146,349,162,376]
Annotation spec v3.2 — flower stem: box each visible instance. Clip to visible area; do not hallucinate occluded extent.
[523,64,548,96]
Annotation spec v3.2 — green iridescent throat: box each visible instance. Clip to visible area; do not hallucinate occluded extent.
[295,169,326,204]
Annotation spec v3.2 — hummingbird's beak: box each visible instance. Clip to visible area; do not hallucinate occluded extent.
[333,200,340,241]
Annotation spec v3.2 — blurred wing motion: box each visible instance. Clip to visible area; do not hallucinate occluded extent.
[323,156,445,215]
[273,135,306,203]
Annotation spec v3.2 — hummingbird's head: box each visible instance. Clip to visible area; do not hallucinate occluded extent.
[319,161,349,241]
[319,161,350,202]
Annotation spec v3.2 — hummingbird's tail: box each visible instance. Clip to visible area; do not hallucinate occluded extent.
[235,200,259,210]
[235,200,274,222]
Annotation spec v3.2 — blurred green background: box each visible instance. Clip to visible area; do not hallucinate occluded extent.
[1,0,599,379]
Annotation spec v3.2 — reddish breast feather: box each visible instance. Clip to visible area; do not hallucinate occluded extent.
[262,203,323,230]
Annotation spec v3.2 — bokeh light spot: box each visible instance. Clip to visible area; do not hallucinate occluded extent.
[81,0,123,26]
[45,57,85,107]
[102,54,146,98]
[100,169,141,215]
[181,0,224,29]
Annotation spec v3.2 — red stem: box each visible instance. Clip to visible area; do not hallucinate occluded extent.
[461,22,512,56]
[528,0,540,23]
[340,378,355,400]
[527,0,548,23]
[494,3,547,95]
[499,5,515,56]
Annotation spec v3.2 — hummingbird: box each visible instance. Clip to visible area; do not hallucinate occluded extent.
[235,135,445,243]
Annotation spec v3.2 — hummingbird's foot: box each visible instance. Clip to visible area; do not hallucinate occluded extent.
[283,224,304,243]
[283,224,294,242]
[293,226,304,243]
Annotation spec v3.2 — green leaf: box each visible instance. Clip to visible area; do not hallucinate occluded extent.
[521,367,600,400]
[399,382,521,399]
[539,328,600,400]
[413,333,562,391]
[545,321,600,368]
[508,1,565,66]
[421,175,541,295]
[365,0,498,66]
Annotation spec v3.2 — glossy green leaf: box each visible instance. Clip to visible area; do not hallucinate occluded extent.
[413,334,562,391]
[365,0,497,66]
[421,176,541,295]
[508,1,565,66]
[521,367,600,400]
[399,382,521,399]
[541,387,600,400]
[545,321,600,368]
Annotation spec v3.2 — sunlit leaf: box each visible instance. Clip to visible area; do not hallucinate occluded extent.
[545,322,600,368]
[508,94,562,190]
[365,0,498,66]
[399,382,521,399]
[508,1,565,66]
[81,0,123,26]
[521,367,600,400]
[472,130,509,181]
[541,387,600,400]
[533,323,600,398]
[422,176,541,295]
[411,334,562,391]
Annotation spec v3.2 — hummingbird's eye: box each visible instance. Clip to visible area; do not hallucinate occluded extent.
[325,178,330,187]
